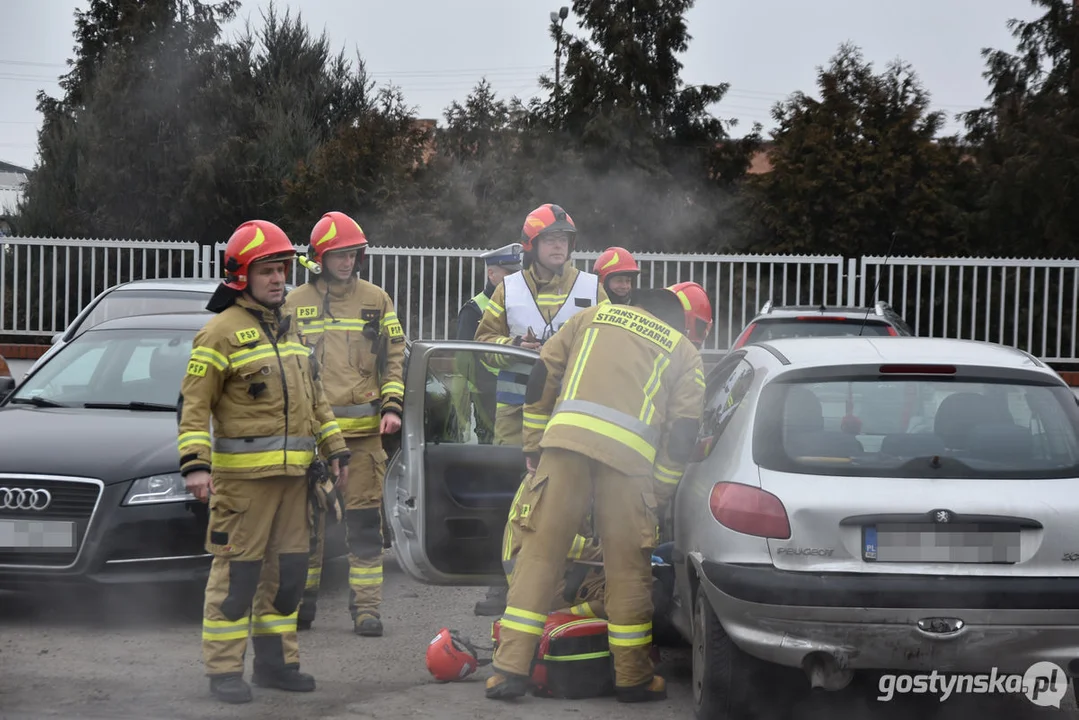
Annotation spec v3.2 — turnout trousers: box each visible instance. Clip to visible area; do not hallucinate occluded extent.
[501,473,607,619]
[299,435,388,625]
[201,475,309,678]
[493,448,659,689]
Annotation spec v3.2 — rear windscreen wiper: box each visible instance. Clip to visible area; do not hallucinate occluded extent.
[83,401,177,411]
[8,396,67,408]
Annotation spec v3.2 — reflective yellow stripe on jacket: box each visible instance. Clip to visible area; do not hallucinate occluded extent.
[332,402,381,433]
[211,436,317,470]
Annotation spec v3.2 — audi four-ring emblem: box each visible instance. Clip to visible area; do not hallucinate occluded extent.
[0,487,52,511]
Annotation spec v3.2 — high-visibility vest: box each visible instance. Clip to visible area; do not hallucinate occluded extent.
[496,270,599,406]
[470,291,500,377]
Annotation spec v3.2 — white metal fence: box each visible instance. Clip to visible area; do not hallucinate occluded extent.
[2,236,1078,363]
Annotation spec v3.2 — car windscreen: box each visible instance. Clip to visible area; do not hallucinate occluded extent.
[10,327,195,408]
[745,318,896,343]
[75,290,210,337]
[752,376,1079,479]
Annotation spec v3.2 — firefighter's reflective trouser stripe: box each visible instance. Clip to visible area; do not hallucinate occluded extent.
[202,475,309,677]
[494,404,523,446]
[298,435,388,624]
[494,448,658,688]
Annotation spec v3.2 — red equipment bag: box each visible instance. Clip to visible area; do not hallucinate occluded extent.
[492,611,614,699]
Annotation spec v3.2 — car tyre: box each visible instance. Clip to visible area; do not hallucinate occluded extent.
[692,588,802,719]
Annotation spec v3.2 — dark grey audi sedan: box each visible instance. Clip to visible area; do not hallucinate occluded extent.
[0,311,359,590]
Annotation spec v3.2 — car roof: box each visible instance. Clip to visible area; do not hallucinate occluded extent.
[754,305,892,319]
[751,336,1048,372]
[82,311,213,332]
[80,311,413,346]
[108,278,223,293]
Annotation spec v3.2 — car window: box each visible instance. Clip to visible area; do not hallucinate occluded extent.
[423,347,533,446]
[745,318,896,343]
[11,328,195,407]
[75,290,210,337]
[698,359,755,458]
[753,376,1079,479]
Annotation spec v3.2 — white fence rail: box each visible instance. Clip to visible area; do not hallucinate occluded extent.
[2,237,1078,363]
[860,256,1079,364]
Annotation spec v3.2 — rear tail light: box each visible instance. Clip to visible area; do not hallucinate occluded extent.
[709,483,791,539]
[885,326,899,336]
[731,323,756,349]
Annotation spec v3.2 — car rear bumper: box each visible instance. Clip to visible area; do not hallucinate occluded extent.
[698,559,1079,672]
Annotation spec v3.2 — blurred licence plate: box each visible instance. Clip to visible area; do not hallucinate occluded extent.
[0,519,76,549]
[863,523,1020,564]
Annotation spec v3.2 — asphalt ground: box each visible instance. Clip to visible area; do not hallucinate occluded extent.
[0,553,1074,720]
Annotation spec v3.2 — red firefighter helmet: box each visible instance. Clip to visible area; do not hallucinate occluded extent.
[593,246,640,283]
[425,627,488,682]
[668,281,713,347]
[520,203,577,254]
[222,220,297,291]
[307,211,369,269]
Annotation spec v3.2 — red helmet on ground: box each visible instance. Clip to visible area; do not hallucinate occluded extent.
[222,220,297,291]
[426,627,487,682]
[668,281,713,347]
[520,203,577,254]
[593,246,640,283]
[307,211,369,269]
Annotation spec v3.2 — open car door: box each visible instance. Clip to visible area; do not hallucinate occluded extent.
[385,340,540,585]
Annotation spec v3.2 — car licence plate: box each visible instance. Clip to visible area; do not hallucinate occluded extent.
[0,519,76,550]
[863,523,1020,564]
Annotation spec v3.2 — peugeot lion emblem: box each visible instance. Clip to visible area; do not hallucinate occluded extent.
[933,509,953,524]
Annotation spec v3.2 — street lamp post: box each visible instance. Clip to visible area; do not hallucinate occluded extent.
[549,6,569,98]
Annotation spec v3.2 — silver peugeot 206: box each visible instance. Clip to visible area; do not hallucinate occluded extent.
[673,336,1079,718]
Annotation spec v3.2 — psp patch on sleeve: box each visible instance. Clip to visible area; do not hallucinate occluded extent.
[187,360,208,377]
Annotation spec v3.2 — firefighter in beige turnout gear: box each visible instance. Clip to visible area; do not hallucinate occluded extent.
[284,211,405,637]
[178,220,349,704]
[472,204,608,618]
[486,289,706,703]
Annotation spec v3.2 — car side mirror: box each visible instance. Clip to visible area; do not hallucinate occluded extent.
[0,376,15,401]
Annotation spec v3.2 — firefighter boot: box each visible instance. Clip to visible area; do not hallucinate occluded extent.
[209,675,252,704]
[485,671,530,700]
[354,612,383,637]
[252,667,316,693]
[615,675,667,703]
[473,584,507,616]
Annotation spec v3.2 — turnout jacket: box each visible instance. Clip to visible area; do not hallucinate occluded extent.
[284,276,406,437]
[177,294,347,481]
[522,303,706,491]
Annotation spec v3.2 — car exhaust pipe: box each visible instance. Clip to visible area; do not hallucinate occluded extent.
[802,652,854,691]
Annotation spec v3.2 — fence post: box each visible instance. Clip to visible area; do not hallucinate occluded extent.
[846,258,858,307]
[200,245,213,280]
